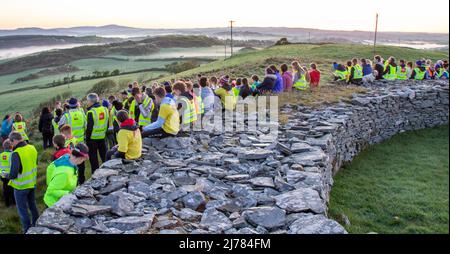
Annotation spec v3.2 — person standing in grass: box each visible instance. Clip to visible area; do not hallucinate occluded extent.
[12,113,29,143]
[5,132,39,233]
[1,115,13,143]
[0,139,15,207]
[308,63,321,91]
[85,93,108,175]
[38,107,54,149]
[281,64,293,92]
[44,143,89,208]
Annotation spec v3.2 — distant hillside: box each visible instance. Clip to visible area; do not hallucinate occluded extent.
[0,35,225,75]
[1,24,447,45]
[0,35,123,49]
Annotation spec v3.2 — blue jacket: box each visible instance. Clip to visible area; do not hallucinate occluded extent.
[1,119,13,137]
[272,72,284,93]
[54,154,76,168]
[362,64,373,76]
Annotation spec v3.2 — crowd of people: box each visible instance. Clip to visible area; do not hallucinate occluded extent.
[333,56,449,84]
[0,56,448,233]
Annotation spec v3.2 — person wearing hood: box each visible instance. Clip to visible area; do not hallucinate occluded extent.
[373,55,385,80]
[85,93,109,176]
[44,143,89,207]
[383,57,398,80]
[38,107,54,149]
[270,65,284,93]
[410,61,427,80]
[106,110,142,161]
[257,68,277,94]
[142,87,180,138]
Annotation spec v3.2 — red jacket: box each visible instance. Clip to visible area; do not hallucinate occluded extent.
[309,69,321,86]
[52,147,71,161]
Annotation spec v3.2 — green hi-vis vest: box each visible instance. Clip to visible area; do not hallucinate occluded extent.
[383,65,397,80]
[414,68,426,80]
[232,87,240,97]
[438,69,449,79]
[65,109,86,144]
[13,122,28,141]
[44,164,77,207]
[397,66,408,80]
[0,151,12,175]
[383,60,389,71]
[8,144,38,190]
[334,70,348,81]
[293,74,308,90]
[52,119,60,135]
[130,96,154,127]
[88,106,109,140]
[179,97,197,124]
[64,136,78,149]
[196,95,204,114]
[353,64,363,79]
[109,106,117,128]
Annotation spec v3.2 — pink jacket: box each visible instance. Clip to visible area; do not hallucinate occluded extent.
[282,71,293,91]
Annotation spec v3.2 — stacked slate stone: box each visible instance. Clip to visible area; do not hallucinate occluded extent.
[28,80,448,234]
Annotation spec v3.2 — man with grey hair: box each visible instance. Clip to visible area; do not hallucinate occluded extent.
[4,131,39,233]
[85,93,109,173]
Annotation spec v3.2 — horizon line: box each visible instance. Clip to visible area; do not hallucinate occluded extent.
[0,24,448,35]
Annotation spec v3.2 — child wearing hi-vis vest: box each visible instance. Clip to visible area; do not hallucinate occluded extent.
[12,113,29,143]
[0,139,15,207]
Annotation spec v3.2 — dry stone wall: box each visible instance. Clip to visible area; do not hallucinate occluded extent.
[28,80,449,234]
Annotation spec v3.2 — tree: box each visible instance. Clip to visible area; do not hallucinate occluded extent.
[111,69,120,76]
[102,71,110,77]
[92,71,102,78]
[71,75,76,82]
[275,38,290,46]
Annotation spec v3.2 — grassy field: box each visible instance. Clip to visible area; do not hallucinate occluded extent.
[157,43,449,82]
[0,71,167,118]
[329,125,449,234]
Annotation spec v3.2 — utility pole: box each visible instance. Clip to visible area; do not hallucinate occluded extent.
[229,20,235,57]
[373,13,379,56]
[308,32,311,43]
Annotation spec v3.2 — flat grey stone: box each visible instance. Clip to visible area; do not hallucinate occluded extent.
[242,206,286,229]
[289,213,347,234]
[274,188,325,214]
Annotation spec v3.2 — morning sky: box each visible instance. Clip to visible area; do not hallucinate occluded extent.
[0,0,448,33]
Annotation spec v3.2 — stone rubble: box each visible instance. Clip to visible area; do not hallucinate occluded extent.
[29,80,449,234]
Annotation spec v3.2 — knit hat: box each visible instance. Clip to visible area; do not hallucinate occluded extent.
[219,76,229,85]
[416,60,423,67]
[68,98,78,108]
[102,99,109,108]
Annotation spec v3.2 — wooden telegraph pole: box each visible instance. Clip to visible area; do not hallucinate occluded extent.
[373,13,379,56]
[230,20,235,57]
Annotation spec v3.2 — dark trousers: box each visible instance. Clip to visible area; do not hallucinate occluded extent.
[86,139,107,173]
[142,128,175,139]
[1,178,15,207]
[42,133,53,149]
[77,162,86,185]
[106,146,118,161]
[106,129,117,150]
[14,188,39,233]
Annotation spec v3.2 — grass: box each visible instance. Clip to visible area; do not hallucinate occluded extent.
[156,43,449,82]
[0,135,93,234]
[329,125,449,234]
[0,71,167,118]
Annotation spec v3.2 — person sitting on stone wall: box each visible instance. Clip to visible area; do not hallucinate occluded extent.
[106,110,142,161]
